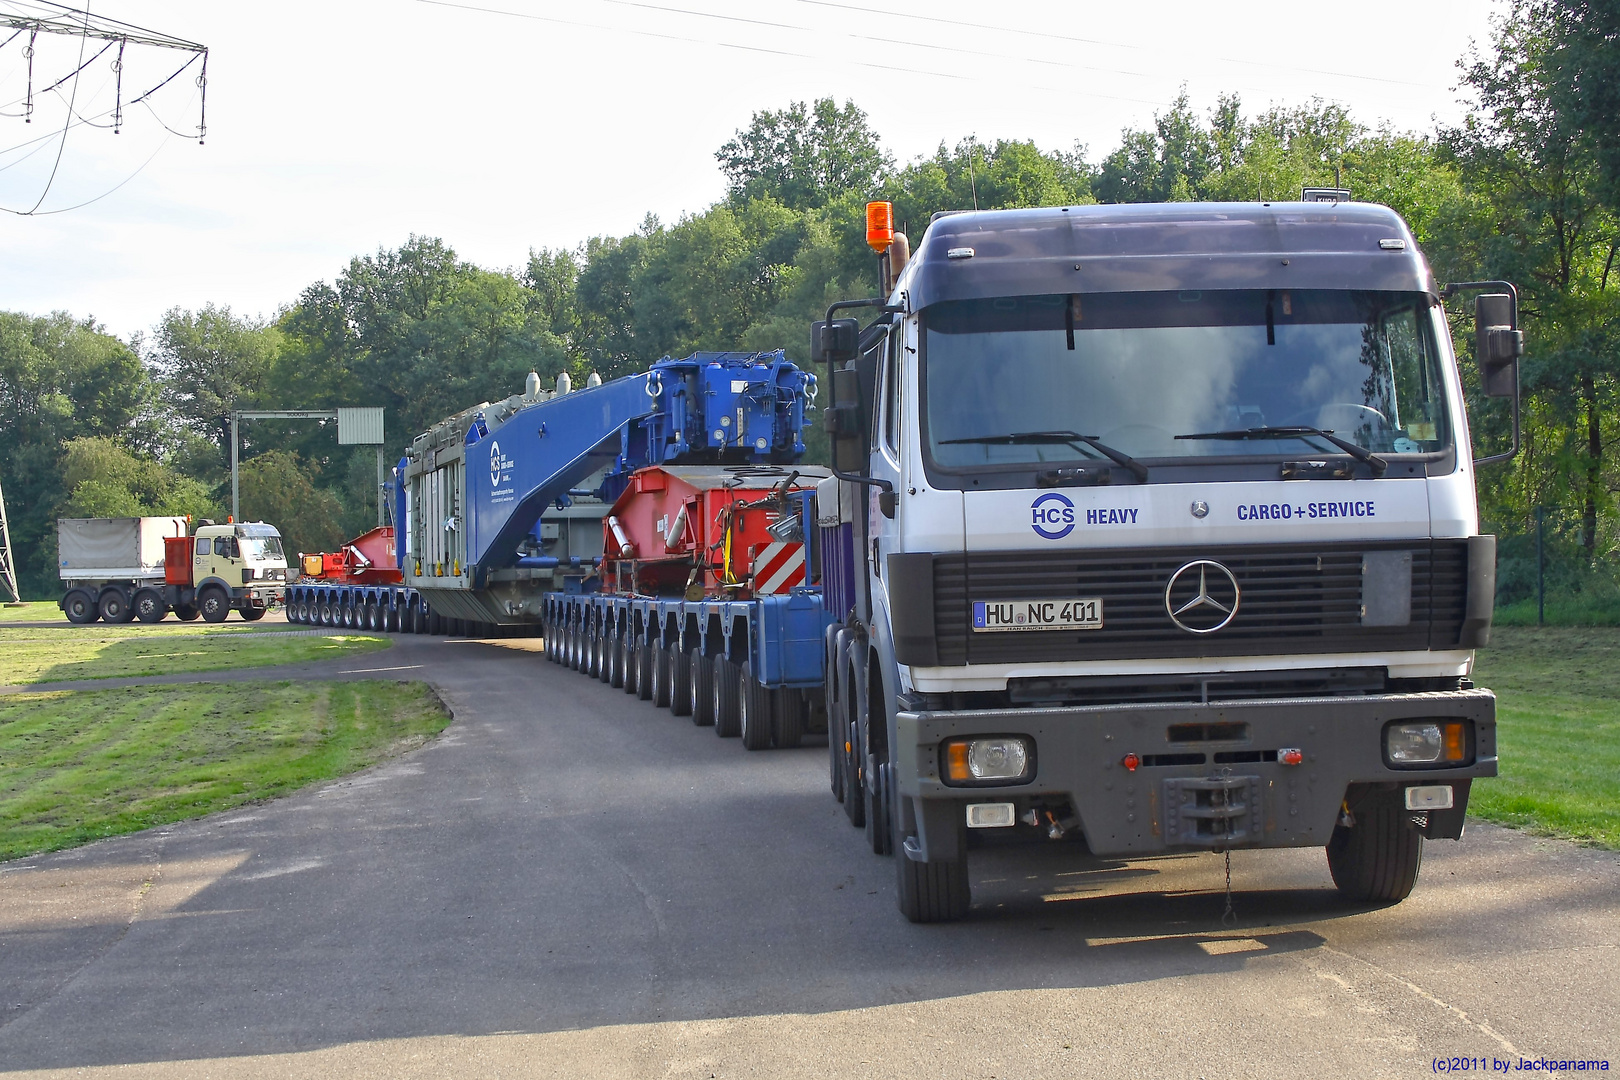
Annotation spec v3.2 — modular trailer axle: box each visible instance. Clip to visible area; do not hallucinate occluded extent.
[540,589,834,750]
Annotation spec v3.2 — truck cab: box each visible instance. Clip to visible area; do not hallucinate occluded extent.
[174,522,288,622]
[815,201,1520,921]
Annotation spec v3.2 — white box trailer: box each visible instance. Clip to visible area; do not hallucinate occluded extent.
[57,517,187,581]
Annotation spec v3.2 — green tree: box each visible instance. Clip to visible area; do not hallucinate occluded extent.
[150,304,282,460]
[717,98,892,211]
[1441,0,1620,559]
[0,312,158,597]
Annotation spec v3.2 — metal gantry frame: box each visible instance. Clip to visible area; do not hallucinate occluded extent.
[230,408,386,526]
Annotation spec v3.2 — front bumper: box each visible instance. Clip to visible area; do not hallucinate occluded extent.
[895,689,1496,858]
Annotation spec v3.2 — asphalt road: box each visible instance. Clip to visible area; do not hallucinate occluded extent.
[1,631,1616,1078]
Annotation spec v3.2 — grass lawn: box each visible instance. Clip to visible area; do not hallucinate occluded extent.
[0,600,69,623]
[1470,625,1620,848]
[0,624,389,685]
[0,680,451,861]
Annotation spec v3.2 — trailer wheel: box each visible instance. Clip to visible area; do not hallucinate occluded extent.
[773,689,805,749]
[63,590,98,624]
[597,628,613,683]
[651,644,673,708]
[621,634,638,695]
[712,656,741,737]
[669,646,692,715]
[739,660,774,750]
[689,650,714,726]
[607,630,624,687]
[199,587,230,623]
[1327,787,1424,903]
[636,642,654,700]
[173,604,200,622]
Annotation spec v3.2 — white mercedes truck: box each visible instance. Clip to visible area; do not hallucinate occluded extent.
[812,199,1521,922]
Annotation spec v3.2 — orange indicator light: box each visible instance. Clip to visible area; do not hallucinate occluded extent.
[1443,722,1466,762]
[946,741,971,782]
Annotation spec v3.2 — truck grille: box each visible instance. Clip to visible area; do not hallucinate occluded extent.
[932,540,1468,665]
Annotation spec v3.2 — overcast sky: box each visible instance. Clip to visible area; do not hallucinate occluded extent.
[0,0,1502,343]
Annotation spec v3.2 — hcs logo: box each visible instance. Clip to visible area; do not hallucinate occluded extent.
[1031,493,1075,540]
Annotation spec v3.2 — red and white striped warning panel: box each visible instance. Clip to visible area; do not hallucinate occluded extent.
[750,542,806,594]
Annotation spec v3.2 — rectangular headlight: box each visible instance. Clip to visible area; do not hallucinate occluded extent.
[1385,721,1469,766]
[942,736,1033,785]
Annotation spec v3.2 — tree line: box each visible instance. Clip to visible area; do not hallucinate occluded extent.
[2,1,1616,608]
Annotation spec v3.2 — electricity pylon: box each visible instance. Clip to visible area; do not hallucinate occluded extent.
[0,474,22,605]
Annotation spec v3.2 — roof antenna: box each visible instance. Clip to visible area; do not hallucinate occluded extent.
[968,138,979,210]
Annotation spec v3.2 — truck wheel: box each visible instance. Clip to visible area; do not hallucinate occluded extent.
[669,647,692,715]
[427,608,443,635]
[712,656,741,737]
[773,689,805,749]
[240,607,266,622]
[132,588,167,623]
[1327,788,1424,903]
[651,644,672,708]
[828,688,846,802]
[867,761,894,856]
[896,839,971,924]
[98,589,135,624]
[739,660,774,751]
[199,587,230,623]
[386,605,400,633]
[63,590,99,624]
[173,604,200,622]
[597,629,613,683]
[842,663,865,827]
[689,650,714,726]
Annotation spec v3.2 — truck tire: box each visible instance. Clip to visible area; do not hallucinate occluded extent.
[866,761,894,856]
[689,650,714,726]
[386,605,400,633]
[199,587,230,623]
[1327,788,1424,903]
[63,589,99,624]
[132,588,167,623]
[428,608,443,635]
[598,629,614,683]
[98,588,135,624]
[712,656,741,737]
[841,662,865,827]
[173,604,200,622]
[739,660,774,750]
[651,644,672,708]
[240,607,266,622]
[773,689,805,749]
[668,646,692,715]
[896,838,971,924]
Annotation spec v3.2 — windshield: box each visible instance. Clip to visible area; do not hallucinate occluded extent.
[242,537,285,563]
[922,290,1452,474]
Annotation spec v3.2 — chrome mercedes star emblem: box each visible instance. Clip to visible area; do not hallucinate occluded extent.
[1164,560,1241,634]
[1190,500,1209,518]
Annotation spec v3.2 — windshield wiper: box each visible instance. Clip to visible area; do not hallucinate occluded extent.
[1174,426,1387,475]
[940,430,1149,482]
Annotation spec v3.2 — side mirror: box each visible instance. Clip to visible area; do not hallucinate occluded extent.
[1475,293,1523,399]
[827,366,866,473]
[811,319,859,366]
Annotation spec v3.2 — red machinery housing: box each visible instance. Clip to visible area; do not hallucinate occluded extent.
[599,467,818,599]
[299,526,403,586]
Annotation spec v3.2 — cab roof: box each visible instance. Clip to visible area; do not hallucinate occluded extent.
[896,202,1436,311]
